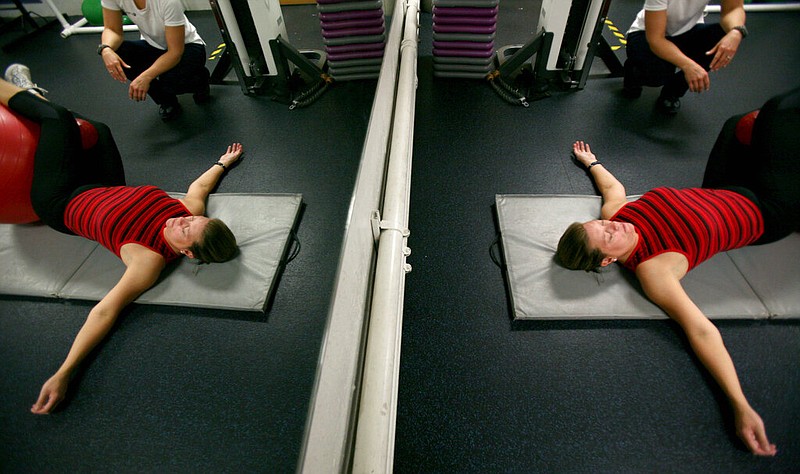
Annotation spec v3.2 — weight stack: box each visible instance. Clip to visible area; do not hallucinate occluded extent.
[318,0,387,81]
[432,0,498,79]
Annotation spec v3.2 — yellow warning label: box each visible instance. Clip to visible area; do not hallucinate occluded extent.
[604,18,627,51]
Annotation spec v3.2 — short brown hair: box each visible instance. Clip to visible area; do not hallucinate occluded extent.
[189,218,238,263]
[555,222,605,272]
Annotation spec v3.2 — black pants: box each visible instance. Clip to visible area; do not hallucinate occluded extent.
[116,41,208,106]
[625,23,725,98]
[703,87,800,244]
[8,92,126,234]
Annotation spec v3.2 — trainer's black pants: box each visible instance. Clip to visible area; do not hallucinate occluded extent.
[116,40,208,106]
[625,23,725,99]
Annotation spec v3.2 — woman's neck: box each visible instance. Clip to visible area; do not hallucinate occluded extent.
[617,232,639,265]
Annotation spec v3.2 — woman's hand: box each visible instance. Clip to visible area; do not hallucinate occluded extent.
[572,141,597,168]
[218,143,243,169]
[735,404,778,456]
[31,372,69,415]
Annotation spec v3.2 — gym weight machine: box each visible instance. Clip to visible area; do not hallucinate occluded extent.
[209,0,330,107]
[490,0,623,106]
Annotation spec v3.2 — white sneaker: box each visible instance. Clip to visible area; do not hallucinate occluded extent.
[4,63,48,95]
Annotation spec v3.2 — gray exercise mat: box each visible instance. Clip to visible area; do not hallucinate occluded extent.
[0,193,302,312]
[495,194,775,320]
[727,234,800,319]
[0,225,98,298]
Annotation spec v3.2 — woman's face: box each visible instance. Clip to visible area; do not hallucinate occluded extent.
[164,215,209,249]
[582,219,637,262]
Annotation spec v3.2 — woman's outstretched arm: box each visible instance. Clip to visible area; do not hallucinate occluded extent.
[636,258,777,456]
[572,141,627,219]
[180,143,243,216]
[31,247,164,414]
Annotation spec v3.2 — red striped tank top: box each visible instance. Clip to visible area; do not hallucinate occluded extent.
[612,187,763,271]
[65,185,191,262]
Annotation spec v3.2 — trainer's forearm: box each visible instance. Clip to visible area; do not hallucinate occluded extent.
[720,1,746,33]
[647,33,696,70]
[100,9,125,50]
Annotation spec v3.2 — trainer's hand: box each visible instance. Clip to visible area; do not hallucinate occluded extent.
[101,49,130,84]
[31,373,68,415]
[707,32,742,71]
[128,74,152,102]
[680,60,710,93]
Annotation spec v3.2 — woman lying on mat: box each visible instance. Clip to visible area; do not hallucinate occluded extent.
[556,88,800,457]
[1,65,241,415]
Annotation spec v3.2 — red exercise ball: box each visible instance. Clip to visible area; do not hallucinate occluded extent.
[76,118,98,149]
[0,105,99,224]
[735,109,759,146]
[0,104,40,223]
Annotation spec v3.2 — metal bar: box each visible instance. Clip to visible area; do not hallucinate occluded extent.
[497,30,546,78]
[533,31,554,79]
[296,0,404,471]
[41,0,139,38]
[705,3,800,12]
[576,0,617,88]
[351,0,418,471]
[276,35,325,80]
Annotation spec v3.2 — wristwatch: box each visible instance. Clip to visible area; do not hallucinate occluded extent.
[732,25,748,38]
[97,44,112,55]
